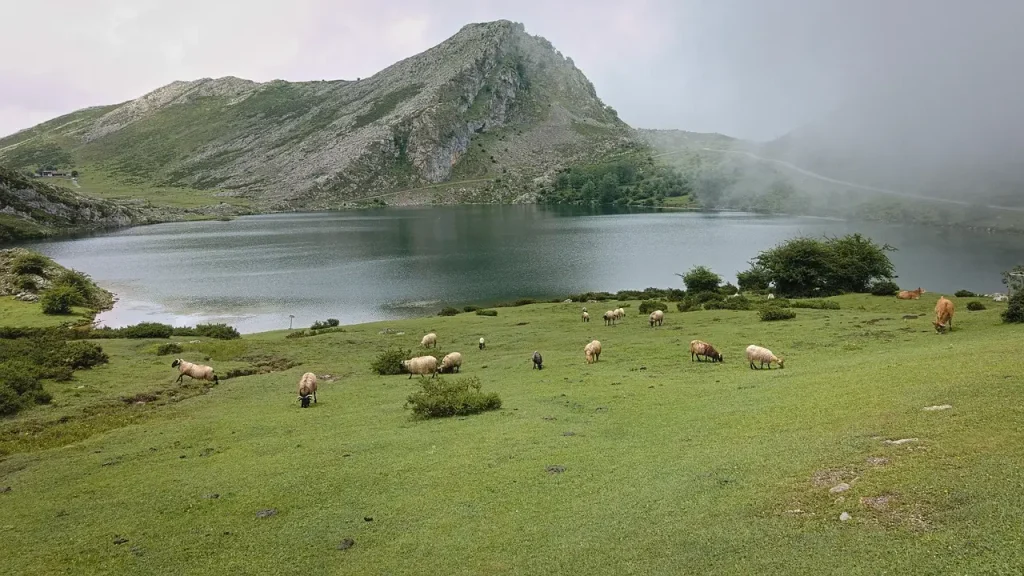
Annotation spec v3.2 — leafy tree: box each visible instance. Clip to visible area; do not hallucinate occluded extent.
[736,265,771,292]
[71,170,79,178]
[677,265,721,294]
[1002,265,1024,295]
[1003,290,1024,323]
[40,285,84,315]
[744,234,895,297]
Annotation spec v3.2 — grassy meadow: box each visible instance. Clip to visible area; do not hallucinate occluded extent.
[1,293,1023,574]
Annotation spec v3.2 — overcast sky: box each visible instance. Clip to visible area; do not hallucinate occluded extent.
[1,0,1020,143]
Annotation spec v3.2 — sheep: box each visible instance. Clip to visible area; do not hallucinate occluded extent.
[614,307,625,320]
[584,340,602,364]
[746,345,784,370]
[603,311,616,326]
[532,351,543,370]
[297,372,317,408]
[400,356,438,379]
[170,359,218,384]
[438,352,463,374]
[479,337,486,350]
[649,309,665,327]
[933,296,955,333]
[582,306,587,313]
[897,287,926,300]
[581,311,590,322]
[992,293,1008,302]
[767,293,776,300]
[421,333,437,348]
[689,340,723,362]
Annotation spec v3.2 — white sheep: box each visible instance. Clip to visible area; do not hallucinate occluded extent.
[298,372,317,407]
[479,337,486,350]
[438,352,463,374]
[614,307,625,320]
[649,309,665,327]
[581,311,590,322]
[421,332,437,348]
[746,345,784,370]
[584,340,602,364]
[401,356,438,379]
[171,359,218,384]
[603,311,616,326]
[767,293,776,300]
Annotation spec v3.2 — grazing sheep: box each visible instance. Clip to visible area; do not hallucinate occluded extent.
[689,340,723,362]
[170,359,218,384]
[746,345,784,370]
[584,340,602,364]
[421,333,437,348]
[400,356,438,379]
[897,287,926,300]
[603,311,616,326]
[933,296,955,333]
[581,311,590,322]
[437,352,463,374]
[479,337,485,350]
[649,309,665,327]
[298,372,317,408]
[614,307,625,320]
[767,293,775,300]
[532,351,543,370]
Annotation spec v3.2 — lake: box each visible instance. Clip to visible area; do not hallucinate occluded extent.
[20,206,1024,333]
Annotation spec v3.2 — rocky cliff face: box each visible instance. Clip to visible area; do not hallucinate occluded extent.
[0,21,637,210]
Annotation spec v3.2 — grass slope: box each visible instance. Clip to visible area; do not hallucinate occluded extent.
[1,294,1023,574]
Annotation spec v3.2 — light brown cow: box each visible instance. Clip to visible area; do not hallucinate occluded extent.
[897,287,926,300]
[933,296,954,333]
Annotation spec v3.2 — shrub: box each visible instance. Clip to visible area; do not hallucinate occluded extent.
[462,305,481,313]
[40,284,84,315]
[677,300,697,312]
[15,275,37,291]
[1002,291,1024,323]
[965,301,986,311]
[704,295,753,310]
[1002,265,1024,295]
[156,343,183,355]
[371,347,411,375]
[719,283,739,296]
[678,266,721,294]
[566,292,614,302]
[11,252,50,276]
[311,318,341,329]
[759,306,796,321]
[285,330,308,339]
[53,269,96,303]
[513,299,537,307]
[476,309,498,317]
[60,341,109,369]
[736,265,771,292]
[0,370,52,416]
[746,234,895,297]
[869,280,901,296]
[88,322,174,339]
[955,290,977,298]
[437,307,460,317]
[638,300,668,315]
[790,299,841,310]
[173,324,241,340]
[405,376,502,419]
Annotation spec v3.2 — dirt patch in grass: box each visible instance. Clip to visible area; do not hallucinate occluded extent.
[222,355,299,379]
[811,468,857,488]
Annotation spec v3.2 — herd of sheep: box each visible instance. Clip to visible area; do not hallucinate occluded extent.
[168,290,959,407]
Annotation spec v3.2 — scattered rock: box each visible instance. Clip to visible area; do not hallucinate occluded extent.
[337,538,356,551]
[860,495,893,510]
[542,416,556,421]
[865,457,889,467]
[594,406,608,412]
[113,536,129,545]
[199,448,215,457]
[830,483,851,494]
[839,512,852,522]
[545,465,566,474]
[648,385,655,389]
[562,431,576,437]
[256,508,277,519]
[179,455,187,459]
[203,493,220,499]
[922,404,952,411]
[884,438,918,445]
[101,459,120,467]
[363,516,373,522]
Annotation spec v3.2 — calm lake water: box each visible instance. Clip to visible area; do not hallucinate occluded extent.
[20,206,1024,333]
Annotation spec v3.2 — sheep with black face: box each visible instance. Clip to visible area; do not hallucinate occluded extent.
[532,351,543,370]
[298,372,317,408]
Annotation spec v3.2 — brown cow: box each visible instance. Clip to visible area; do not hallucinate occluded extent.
[933,296,954,333]
[897,287,926,300]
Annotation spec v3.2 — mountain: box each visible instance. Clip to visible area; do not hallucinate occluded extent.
[0,21,636,210]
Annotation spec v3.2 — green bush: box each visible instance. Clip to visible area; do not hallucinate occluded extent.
[790,299,841,310]
[955,290,977,298]
[704,295,753,310]
[513,299,537,307]
[869,280,901,296]
[371,347,412,375]
[406,376,502,419]
[53,269,96,303]
[0,368,52,417]
[176,324,241,340]
[638,300,668,315]
[476,309,498,317]
[759,306,796,321]
[60,341,109,369]
[719,283,739,296]
[966,301,986,311]
[1002,291,1024,323]
[10,252,50,276]
[736,265,771,292]
[15,275,37,291]
[462,305,481,313]
[90,322,174,339]
[311,318,341,329]
[677,300,697,312]
[567,292,615,302]
[679,266,721,294]
[437,307,460,317]
[744,234,895,297]
[156,343,183,355]
[40,284,84,315]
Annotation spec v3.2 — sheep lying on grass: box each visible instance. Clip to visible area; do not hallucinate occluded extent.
[584,340,602,364]
[171,359,218,384]
[532,351,543,370]
[421,333,437,348]
[689,340,723,362]
[401,356,438,379]
[298,372,317,408]
[746,345,784,370]
[438,352,463,374]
